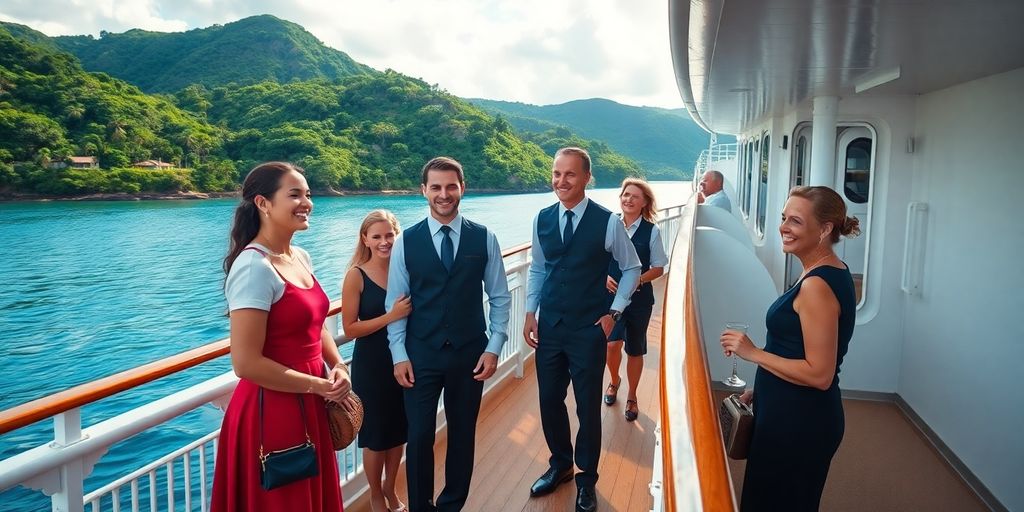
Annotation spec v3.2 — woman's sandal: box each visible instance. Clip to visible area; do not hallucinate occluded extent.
[385,497,408,512]
[625,400,639,422]
[604,381,620,405]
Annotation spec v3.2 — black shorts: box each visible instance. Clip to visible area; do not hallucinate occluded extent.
[607,303,653,356]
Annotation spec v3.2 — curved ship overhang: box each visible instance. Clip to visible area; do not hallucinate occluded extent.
[669,0,1024,135]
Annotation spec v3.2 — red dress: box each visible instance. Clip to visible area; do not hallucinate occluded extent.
[211,254,343,511]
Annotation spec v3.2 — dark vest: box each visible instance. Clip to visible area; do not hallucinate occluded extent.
[538,200,613,328]
[609,217,655,308]
[404,217,488,350]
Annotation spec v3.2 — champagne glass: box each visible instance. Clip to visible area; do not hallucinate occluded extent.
[722,322,748,389]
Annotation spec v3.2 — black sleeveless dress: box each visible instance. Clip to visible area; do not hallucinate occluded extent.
[351,268,408,451]
[740,265,856,512]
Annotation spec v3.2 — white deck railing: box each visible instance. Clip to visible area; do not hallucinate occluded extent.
[0,206,685,512]
[693,142,739,180]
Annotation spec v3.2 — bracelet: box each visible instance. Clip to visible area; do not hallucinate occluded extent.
[333,362,349,372]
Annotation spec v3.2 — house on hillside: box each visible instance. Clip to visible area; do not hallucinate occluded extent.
[132,160,175,170]
[67,156,99,169]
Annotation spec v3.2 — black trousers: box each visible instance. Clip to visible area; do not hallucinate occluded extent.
[536,319,607,487]
[403,340,485,512]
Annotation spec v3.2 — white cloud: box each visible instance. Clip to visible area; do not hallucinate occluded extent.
[0,0,684,108]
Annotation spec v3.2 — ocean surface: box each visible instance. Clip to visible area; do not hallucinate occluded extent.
[0,182,687,510]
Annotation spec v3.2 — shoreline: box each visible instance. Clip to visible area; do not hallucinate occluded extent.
[0,187,552,202]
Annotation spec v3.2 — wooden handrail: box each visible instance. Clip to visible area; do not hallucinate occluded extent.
[0,298,337,436]
[0,204,685,437]
[683,257,736,510]
[658,266,679,512]
[658,199,736,510]
[0,243,536,436]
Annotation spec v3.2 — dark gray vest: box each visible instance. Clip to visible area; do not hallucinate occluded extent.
[404,218,488,350]
[537,200,613,328]
[609,218,655,308]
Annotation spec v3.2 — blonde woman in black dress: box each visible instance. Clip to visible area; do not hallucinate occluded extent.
[341,210,412,512]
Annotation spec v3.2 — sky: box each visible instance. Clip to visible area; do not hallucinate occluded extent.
[0,0,685,109]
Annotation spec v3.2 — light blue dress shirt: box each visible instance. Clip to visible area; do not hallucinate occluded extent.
[704,190,732,212]
[623,216,670,268]
[526,197,641,314]
[386,213,512,364]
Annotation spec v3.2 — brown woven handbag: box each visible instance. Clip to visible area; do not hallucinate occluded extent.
[325,393,364,450]
[719,393,753,459]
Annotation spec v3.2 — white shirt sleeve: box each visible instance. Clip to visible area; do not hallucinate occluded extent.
[225,249,286,311]
[526,214,546,314]
[605,215,641,312]
[649,224,670,268]
[386,234,412,364]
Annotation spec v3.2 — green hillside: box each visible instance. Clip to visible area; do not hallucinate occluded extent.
[470,98,721,179]
[0,23,643,196]
[51,15,375,93]
[0,24,231,195]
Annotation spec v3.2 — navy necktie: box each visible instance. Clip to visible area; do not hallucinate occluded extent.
[563,210,575,244]
[440,225,454,272]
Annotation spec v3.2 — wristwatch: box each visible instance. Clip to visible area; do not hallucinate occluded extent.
[608,310,623,322]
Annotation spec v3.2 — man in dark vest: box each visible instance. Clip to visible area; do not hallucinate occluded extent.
[386,157,512,512]
[523,147,641,512]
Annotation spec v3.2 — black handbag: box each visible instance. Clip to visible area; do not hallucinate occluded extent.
[258,388,319,490]
[719,393,754,460]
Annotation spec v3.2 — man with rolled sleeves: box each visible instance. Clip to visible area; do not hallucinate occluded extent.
[387,156,512,512]
[523,147,641,512]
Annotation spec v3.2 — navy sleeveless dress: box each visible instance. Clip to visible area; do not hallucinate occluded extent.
[350,268,408,451]
[740,265,856,512]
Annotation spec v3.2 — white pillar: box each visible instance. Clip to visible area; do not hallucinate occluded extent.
[52,411,85,512]
[809,96,839,187]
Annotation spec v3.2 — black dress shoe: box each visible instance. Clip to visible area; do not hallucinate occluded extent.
[529,466,574,497]
[576,485,597,512]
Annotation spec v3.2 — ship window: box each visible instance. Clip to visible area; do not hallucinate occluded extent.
[756,134,770,234]
[744,139,757,216]
[739,142,748,216]
[794,135,806,186]
[844,138,871,204]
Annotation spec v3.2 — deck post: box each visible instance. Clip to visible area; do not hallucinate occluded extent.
[51,410,85,512]
[810,95,839,186]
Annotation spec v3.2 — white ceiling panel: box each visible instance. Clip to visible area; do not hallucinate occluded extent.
[671,0,1024,134]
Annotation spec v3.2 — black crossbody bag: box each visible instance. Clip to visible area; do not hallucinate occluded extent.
[258,388,319,490]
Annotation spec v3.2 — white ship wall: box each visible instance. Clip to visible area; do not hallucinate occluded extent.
[899,66,1024,511]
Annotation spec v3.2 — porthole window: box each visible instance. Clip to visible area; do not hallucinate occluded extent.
[844,138,871,204]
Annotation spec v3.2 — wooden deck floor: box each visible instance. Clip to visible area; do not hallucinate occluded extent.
[346,274,989,511]
[347,282,666,512]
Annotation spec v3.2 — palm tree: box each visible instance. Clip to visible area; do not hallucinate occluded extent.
[0,76,14,96]
[183,133,196,169]
[65,104,85,121]
[109,120,127,143]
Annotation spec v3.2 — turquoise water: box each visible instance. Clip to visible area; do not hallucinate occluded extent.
[0,183,686,509]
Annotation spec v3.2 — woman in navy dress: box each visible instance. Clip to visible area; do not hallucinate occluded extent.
[341,210,412,512]
[720,186,860,511]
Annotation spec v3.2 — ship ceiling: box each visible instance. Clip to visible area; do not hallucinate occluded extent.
[670,0,1024,135]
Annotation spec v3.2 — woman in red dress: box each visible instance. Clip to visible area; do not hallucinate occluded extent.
[212,161,354,511]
